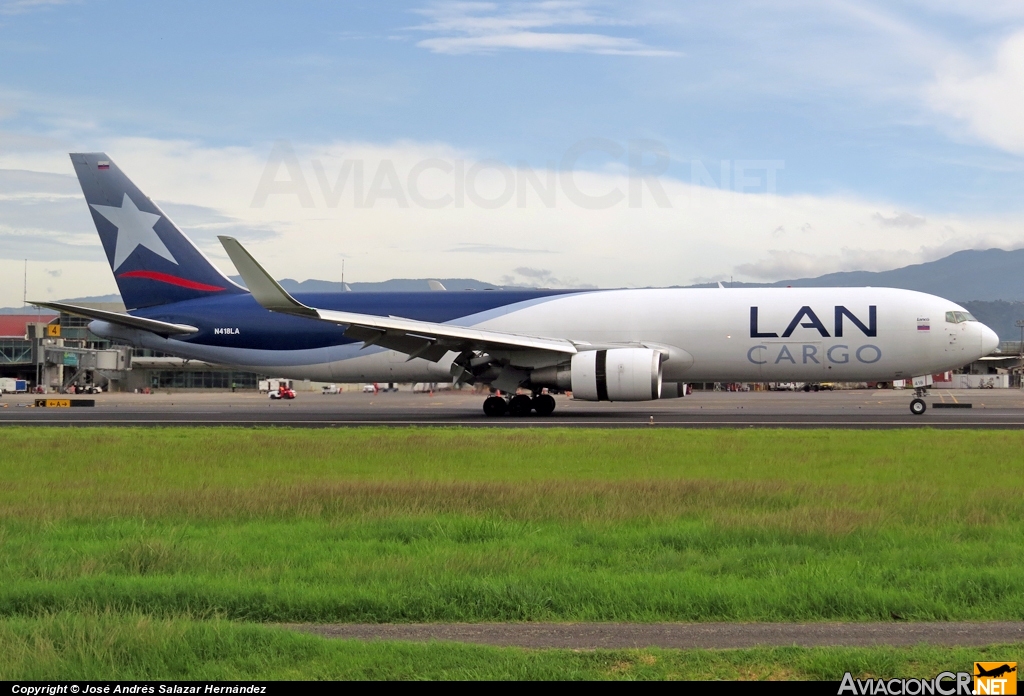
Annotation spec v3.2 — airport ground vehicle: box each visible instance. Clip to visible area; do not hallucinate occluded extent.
[36,153,1000,417]
[268,386,296,400]
[0,378,27,394]
[321,384,339,394]
[258,379,292,394]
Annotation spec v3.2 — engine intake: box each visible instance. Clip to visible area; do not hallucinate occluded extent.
[570,348,663,401]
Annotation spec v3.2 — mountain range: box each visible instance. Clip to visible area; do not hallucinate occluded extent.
[703,248,1024,342]
[5,248,1023,341]
[687,248,1024,302]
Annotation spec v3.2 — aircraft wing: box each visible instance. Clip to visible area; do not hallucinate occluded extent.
[29,301,199,337]
[219,236,578,362]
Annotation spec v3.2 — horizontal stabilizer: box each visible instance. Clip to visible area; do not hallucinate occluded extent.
[30,301,199,337]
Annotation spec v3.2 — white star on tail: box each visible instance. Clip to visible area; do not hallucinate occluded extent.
[90,193,177,270]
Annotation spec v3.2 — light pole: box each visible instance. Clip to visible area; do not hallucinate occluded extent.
[1016,320,1024,389]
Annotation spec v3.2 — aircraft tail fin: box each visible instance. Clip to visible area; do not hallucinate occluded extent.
[70,153,246,310]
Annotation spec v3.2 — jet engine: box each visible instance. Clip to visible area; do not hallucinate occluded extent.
[530,348,664,401]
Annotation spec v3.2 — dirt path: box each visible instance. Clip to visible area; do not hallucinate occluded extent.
[283,622,1024,649]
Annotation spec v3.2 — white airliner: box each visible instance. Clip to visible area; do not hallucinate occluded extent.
[37,153,1000,417]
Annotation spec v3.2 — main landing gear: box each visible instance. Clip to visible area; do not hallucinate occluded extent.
[483,393,556,417]
[909,387,928,416]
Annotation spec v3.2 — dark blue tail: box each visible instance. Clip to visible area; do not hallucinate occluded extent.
[70,153,247,310]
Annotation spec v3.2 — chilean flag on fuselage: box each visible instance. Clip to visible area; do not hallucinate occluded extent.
[70,153,247,310]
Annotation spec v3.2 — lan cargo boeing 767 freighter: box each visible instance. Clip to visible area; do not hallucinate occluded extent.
[34,153,998,416]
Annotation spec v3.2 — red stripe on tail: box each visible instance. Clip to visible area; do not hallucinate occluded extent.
[117,270,226,292]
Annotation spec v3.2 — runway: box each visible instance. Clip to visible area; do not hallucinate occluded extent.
[286,622,1024,649]
[2,388,1024,427]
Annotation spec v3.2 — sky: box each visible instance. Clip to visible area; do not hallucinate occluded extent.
[2,0,1024,305]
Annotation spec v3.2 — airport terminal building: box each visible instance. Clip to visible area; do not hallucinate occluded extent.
[0,307,261,393]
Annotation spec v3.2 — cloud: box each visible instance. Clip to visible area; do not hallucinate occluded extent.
[0,168,79,197]
[4,134,1024,303]
[513,266,551,279]
[873,211,926,228]
[623,2,1024,159]
[159,202,280,248]
[411,1,679,56]
[0,228,100,261]
[448,242,553,254]
[0,169,100,264]
[900,0,1024,23]
[0,0,71,15]
[734,236,1024,282]
[734,250,826,281]
[734,247,921,281]
[414,1,610,33]
[418,31,676,55]
[500,266,596,288]
[928,30,1024,154]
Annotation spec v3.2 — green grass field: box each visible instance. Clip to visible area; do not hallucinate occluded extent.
[1,613,1020,680]
[0,427,1022,678]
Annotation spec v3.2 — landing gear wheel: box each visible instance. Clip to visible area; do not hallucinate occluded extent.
[483,396,508,417]
[508,394,534,417]
[532,394,556,416]
[910,398,927,416]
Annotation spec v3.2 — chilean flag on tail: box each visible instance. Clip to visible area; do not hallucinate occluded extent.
[70,153,247,310]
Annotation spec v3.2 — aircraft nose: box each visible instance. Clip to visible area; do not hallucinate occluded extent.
[980,323,999,355]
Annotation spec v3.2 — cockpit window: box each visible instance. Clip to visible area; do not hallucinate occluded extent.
[946,311,978,324]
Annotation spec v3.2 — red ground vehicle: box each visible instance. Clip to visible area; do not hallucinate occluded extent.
[268,385,296,400]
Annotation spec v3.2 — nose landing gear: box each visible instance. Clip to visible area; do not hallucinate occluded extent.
[909,387,928,415]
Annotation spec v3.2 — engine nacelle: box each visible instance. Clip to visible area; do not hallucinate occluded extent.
[570,348,663,401]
